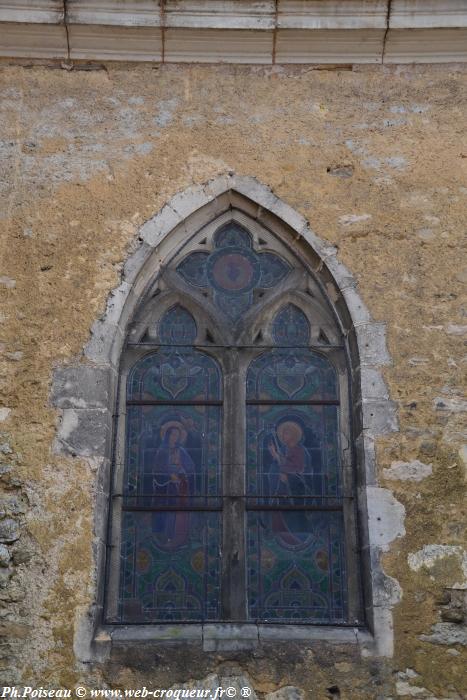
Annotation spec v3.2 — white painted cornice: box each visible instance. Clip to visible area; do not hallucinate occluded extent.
[0,0,466,63]
[67,1,163,28]
[390,0,467,29]
[0,0,63,23]
[278,1,388,30]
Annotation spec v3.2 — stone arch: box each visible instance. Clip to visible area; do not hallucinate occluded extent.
[50,174,404,662]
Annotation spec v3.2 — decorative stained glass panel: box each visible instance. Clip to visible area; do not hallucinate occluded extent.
[120,511,221,622]
[247,351,338,402]
[244,301,345,624]
[272,304,310,346]
[246,405,341,500]
[175,223,291,321]
[124,405,221,502]
[119,302,223,622]
[247,511,347,622]
[158,305,198,344]
[127,351,221,402]
[214,222,253,249]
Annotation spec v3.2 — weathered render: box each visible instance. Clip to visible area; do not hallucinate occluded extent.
[0,58,466,698]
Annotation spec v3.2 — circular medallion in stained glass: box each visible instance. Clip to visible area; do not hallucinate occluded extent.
[206,247,260,295]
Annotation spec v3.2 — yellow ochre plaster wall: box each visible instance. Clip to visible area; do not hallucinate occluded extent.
[0,61,466,698]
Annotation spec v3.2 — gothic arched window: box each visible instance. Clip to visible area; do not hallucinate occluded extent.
[105,216,361,626]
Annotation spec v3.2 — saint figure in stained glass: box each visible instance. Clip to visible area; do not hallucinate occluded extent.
[246,303,346,622]
[152,421,196,548]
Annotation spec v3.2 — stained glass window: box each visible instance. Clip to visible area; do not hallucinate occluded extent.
[246,305,347,622]
[118,306,222,622]
[108,220,358,627]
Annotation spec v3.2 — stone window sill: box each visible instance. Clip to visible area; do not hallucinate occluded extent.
[94,623,370,654]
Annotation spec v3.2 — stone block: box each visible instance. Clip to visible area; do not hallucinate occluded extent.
[84,320,124,367]
[54,408,111,458]
[69,25,163,62]
[111,624,202,642]
[203,623,258,651]
[361,399,399,436]
[165,28,273,64]
[370,607,394,657]
[276,28,384,64]
[165,1,275,30]
[67,1,163,27]
[367,547,403,608]
[366,486,406,552]
[204,173,236,199]
[0,518,20,544]
[434,396,467,413]
[122,241,152,284]
[354,432,376,485]
[0,1,64,24]
[93,492,110,543]
[169,184,214,220]
[383,459,432,482]
[354,322,391,367]
[342,287,372,325]
[360,367,389,401]
[258,624,356,643]
[0,543,10,567]
[324,255,357,291]
[0,495,27,516]
[278,1,387,30]
[100,281,132,328]
[233,176,280,215]
[51,365,113,409]
[420,622,467,646]
[139,204,182,247]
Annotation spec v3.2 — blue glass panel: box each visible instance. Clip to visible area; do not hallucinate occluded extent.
[246,405,340,499]
[127,350,221,401]
[272,304,310,345]
[158,305,197,344]
[247,511,346,622]
[259,254,291,289]
[120,510,221,622]
[124,405,221,501]
[176,253,209,288]
[174,226,291,322]
[247,351,338,401]
[214,222,252,249]
[216,291,252,322]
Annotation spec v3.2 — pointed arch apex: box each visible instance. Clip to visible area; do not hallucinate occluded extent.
[138,174,338,269]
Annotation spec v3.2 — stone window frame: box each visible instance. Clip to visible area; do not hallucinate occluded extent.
[51,174,404,661]
[104,209,362,630]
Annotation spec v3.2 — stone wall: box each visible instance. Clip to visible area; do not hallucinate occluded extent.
[0,60,466,698]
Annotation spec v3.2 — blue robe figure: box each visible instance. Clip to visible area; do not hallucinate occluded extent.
[265,420,315,549]
[152,422,196,548]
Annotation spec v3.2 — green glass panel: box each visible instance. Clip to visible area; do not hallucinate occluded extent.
[120,511,221,622]
[127,350,222,402]
[247,511,347,622]
[247,350,337,401]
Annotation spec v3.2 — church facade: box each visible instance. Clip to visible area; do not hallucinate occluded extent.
[0,2,466,698]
